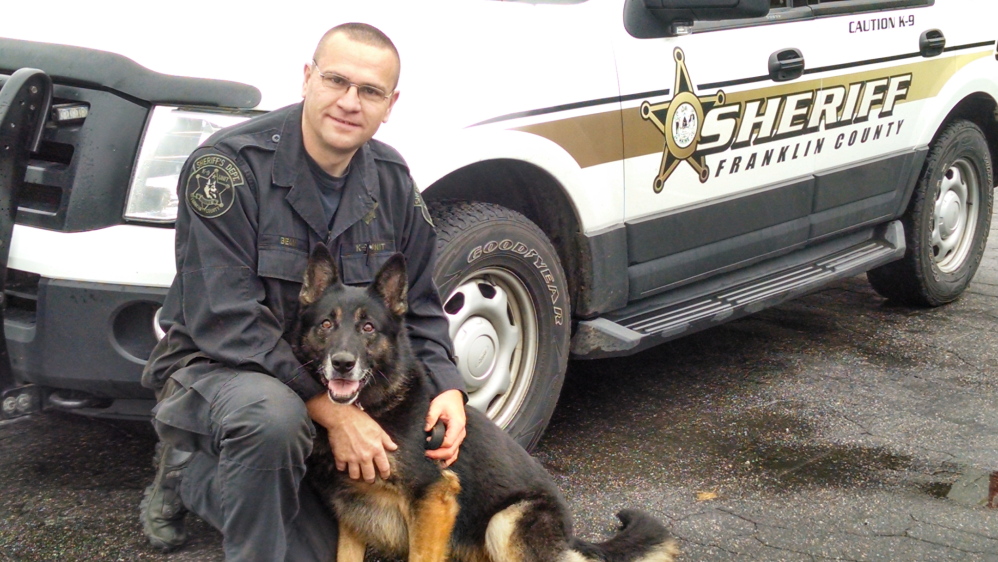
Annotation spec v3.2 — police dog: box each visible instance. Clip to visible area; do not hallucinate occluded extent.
[292,244,678,562]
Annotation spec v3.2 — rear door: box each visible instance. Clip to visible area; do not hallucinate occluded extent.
[804,0,975,240]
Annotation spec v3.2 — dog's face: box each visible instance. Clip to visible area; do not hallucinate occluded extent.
[294,245,409,407]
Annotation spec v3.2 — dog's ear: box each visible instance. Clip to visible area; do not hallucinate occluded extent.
[300,244,339,306]
[370,253,408,317]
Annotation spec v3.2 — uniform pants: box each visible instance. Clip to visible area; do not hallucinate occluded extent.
[152,367,338,561]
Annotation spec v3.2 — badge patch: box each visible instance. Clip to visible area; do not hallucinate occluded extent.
[362,202,379,225]
[186,154,243,219]
[413,185,434,227]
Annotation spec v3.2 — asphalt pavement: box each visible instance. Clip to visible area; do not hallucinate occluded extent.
[3,214,998,561]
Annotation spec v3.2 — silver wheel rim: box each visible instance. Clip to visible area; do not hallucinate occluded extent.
[932,157,980,273]
[443,267,538,429]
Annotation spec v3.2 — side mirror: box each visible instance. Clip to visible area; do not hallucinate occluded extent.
[625,0,770,38]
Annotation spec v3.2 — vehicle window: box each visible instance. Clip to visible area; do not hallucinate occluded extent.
[694,0,931,33]
[806,0,933,16]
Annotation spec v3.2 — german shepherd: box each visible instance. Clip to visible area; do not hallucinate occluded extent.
[292,244,678,562]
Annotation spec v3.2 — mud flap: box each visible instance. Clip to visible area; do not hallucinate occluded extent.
[0,69,52,419]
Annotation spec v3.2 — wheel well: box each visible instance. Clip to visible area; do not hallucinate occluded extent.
[422,159,588,317]
[937,93,998,186]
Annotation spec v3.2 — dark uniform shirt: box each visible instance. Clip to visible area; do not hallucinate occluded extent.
[142,102,462,403]
[306,153,346,229]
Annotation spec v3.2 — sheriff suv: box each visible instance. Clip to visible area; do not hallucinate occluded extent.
[1,0,995,450]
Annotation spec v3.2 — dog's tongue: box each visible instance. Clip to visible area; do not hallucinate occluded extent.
[328,378,360,399]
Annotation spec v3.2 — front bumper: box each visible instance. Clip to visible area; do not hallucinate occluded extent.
[5,273,166,418]
[1,223,176,419]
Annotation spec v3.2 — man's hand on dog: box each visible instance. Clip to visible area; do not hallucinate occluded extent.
[306,394,398,483]
[425,389,467,467]
[306,389,465,480]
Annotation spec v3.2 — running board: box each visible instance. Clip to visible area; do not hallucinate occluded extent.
[570,221,905,359]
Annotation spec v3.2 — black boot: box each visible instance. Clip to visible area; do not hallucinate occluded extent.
[140,380,193,551]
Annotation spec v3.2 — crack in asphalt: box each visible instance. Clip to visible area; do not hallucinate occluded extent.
[840,413,874,436]
[672,508,717,524]
[751,536,830,561]
[753,529,987,562]
[910,514,998,542]
[671,507,859,560]
[902,530,995,555]
[694,506,998,559]
[919,446,958,460]
[946,349,979,369]
[675,537,744,557]
[714,507,765,531]
[845,528,910,539]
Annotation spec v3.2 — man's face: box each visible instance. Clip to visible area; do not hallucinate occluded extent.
[301,33,400,167]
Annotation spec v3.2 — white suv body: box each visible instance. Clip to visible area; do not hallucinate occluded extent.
[1,0,995,447]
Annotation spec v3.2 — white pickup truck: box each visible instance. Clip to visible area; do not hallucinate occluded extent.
[1,0,995,449]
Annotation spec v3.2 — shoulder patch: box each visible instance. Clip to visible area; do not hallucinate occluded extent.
[186,153,244,219]
[413,185,433,227]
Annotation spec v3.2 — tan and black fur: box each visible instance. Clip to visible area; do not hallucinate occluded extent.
[292,245,678,562]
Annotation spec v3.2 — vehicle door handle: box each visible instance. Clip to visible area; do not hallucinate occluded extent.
[769,48,805,82]
[920,29,946,57]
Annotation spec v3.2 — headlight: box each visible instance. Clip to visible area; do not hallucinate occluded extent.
[124,106,252,223]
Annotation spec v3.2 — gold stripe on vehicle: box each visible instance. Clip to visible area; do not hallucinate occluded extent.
[513,51,991,168]
[513,112,624,170]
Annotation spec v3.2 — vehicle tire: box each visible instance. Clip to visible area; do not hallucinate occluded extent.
[429,200,570,451]
[867,119,994,306]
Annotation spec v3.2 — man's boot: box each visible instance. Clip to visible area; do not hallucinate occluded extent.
[140,380,193,551]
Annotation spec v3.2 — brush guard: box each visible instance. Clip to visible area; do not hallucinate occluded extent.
[0,69,52,420]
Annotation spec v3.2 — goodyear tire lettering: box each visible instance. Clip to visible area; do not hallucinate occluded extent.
[467,238,563,314]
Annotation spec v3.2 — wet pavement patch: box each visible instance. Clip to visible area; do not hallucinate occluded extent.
[670,408,916,490]
[554,338,922,495]
[744,441,911,487]
[548,368,920,494]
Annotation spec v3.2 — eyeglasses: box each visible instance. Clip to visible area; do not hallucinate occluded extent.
[311,60,394,104]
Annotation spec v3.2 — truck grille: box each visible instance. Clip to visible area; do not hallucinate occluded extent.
[0,75,148,233]
[4,269,40,324]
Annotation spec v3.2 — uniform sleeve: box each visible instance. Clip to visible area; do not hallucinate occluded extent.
[397,178,466,398]
[173,147,324,401]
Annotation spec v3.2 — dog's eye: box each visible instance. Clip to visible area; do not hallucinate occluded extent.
[362,322,375,333]
[321,319,333,330]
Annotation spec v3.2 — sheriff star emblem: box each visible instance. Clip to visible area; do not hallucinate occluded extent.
[641,48,725,192]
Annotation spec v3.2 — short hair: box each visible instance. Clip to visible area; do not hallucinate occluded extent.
[313,23,401,86]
